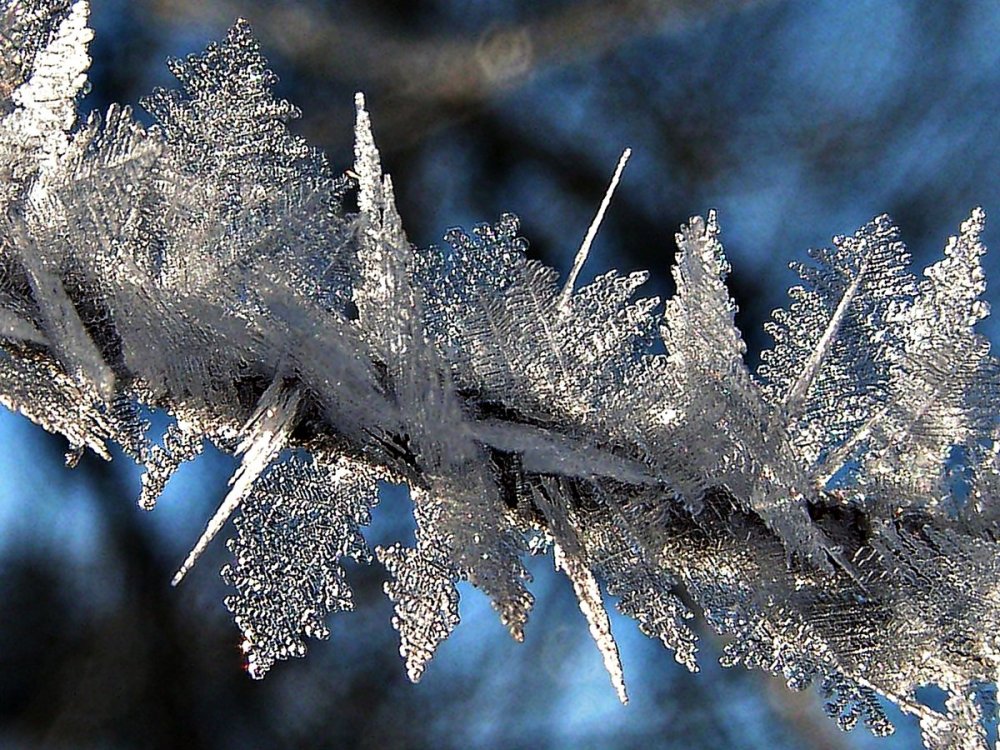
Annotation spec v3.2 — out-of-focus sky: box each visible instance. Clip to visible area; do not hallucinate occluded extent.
[2,1,999,748]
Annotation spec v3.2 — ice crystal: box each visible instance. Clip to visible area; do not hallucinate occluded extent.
[223,450,381,678]
[3,3,1000,747]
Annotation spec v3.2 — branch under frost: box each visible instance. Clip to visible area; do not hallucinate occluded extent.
[1,5,999,749]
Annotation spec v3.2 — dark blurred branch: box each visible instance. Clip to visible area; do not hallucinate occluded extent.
[142,0,778,148]
[148,0,774,95]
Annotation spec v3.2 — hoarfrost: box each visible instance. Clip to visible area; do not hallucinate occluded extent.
[3,3,1000,747]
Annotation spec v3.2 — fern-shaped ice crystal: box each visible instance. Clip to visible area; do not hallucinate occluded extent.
[2,3,1000,748]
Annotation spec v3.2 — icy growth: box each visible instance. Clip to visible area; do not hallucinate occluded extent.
[3,3,1000,748]
[172,379,301,586]
[223,451,381,678]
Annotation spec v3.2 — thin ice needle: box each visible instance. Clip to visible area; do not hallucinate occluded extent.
[558,147,631,310]
[171,478,247,587]
[171,383,299,586]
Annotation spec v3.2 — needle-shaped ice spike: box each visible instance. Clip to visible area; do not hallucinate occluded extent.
[172,380,300,586]
[558,147,631,311]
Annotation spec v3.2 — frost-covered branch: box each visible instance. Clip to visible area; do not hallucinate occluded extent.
[2,4,1000,749]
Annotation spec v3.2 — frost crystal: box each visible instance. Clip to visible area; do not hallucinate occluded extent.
[223,451,381,678]
[3,3,1000,747]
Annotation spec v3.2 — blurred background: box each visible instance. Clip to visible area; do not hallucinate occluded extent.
[2,0,1000,747]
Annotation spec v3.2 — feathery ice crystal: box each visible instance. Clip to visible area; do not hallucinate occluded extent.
[3,3,1000,747]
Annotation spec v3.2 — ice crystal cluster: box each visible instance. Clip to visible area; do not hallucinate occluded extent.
[3,2,1000,747]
